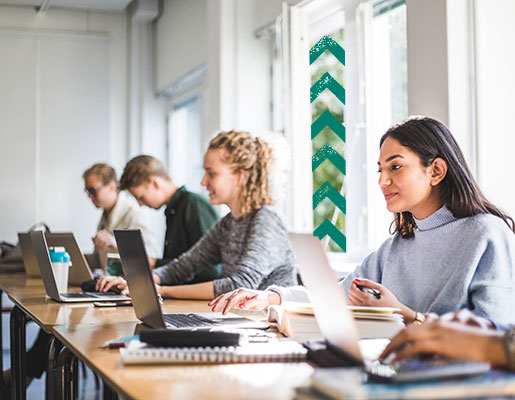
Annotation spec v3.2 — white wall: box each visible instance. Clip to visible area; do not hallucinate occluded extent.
[155,0,208,94]
[474,0,515,217]
[0,6,128,250]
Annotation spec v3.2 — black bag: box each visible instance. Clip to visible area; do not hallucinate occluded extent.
[0,222,51,273]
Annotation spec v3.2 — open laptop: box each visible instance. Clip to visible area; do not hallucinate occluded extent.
[18,232,41,277]
[19,232,94,284]
[45,232,94,285]
[289,233,490,383]
[30,230,129,303]
[114,229,268,330]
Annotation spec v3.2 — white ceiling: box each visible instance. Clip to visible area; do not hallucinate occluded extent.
[0,0,132,12]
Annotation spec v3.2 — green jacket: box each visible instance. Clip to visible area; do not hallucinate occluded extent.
[155,186,221,282]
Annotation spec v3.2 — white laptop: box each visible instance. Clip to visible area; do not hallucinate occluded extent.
[30,230,129,303]
[114,229,268,330]
[289,233,491,383]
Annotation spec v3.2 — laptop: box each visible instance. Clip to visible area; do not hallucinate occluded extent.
[288,233,491,383]
[19,232,94,284]
[114,229,268,330]
[30,230,130,303]
[45,232,94,285]
[18,232,41,277]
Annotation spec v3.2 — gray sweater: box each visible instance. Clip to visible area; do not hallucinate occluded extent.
[154,205,298,297]
[271,206,515,328]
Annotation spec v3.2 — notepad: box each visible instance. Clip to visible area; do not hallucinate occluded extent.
[119,338,307,365]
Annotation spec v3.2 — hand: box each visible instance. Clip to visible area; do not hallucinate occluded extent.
[379,319,506,366]
[92,230,117,250]
[96,276,129,296]
[208,289,281,315]
[439,309,495,330]
[348,278,414,321]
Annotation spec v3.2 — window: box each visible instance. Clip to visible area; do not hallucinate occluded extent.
[167,95,204,194]
[358,0,408,251]
[281,0,408,273]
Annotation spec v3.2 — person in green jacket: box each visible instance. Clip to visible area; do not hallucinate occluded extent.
[119,155,221,282]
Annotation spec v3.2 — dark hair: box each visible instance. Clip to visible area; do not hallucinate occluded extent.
[380,116,514,238]
[82,163,118,187]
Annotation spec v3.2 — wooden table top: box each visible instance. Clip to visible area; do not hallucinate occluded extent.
[52,321,313,400]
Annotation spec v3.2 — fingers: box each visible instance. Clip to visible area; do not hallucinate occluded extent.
[354,277,382,290]
[223,290,256,315]
[380,323,436,360]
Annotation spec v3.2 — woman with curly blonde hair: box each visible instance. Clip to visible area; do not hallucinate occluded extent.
[98,130,298,299]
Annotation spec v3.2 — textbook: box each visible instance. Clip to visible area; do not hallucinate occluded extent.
[310,367,515,399]
[268,303,405,341]
[119,338,307,365]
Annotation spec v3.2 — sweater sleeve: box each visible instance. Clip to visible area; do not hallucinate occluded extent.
[153,221,222,285]
[213,209,294,296]
[466,224,515,328]
[339,236,393,293]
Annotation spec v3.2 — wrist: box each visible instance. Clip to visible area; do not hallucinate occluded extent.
[266,291,282,306]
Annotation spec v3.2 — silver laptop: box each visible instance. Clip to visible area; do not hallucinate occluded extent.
[289,233,490,382]
[30,230,129,303]
[45,233,94,285]
[18,232,41,277]
[114,229,268,330]
[19,232,94,284]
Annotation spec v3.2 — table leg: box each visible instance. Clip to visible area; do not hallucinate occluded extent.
[10,305,29,400]
[46,336,63,400]
[103,381,118,400]
[0,289,4,394]
[56,347,78,400]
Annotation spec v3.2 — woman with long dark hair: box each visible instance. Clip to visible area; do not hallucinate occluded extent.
[210,117,515,329]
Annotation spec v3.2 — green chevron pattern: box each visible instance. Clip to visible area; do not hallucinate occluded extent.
[310,72,345,104]
[310,35,346,66]
[310,35,347,252]
[313,219,347,252]
[311,109,346,142]
[313,181,346,214]
[312,144,346,175]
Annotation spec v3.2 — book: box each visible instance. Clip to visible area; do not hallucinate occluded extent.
[119,338,307,365]
[310,367,515,399]
[268,303,405,341]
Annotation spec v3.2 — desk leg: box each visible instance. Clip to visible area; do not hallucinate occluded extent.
[10,305,29,400]
[56,347,78,400]
[103,382,118,400]
[46,336,63,400]
[0,289,4,394]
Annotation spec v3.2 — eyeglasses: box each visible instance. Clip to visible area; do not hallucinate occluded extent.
[84,185,106,197]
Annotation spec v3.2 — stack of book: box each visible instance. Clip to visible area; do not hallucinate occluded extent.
[268,302,404,342]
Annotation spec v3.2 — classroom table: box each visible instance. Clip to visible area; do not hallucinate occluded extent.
[0,273,313,400]
[52,321,314,400]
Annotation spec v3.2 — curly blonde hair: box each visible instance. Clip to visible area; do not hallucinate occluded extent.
[208,130,274,217]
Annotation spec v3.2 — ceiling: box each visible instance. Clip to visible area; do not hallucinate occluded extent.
[0,0,133,12]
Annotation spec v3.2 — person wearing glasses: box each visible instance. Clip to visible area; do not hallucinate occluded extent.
[83,163,160,271]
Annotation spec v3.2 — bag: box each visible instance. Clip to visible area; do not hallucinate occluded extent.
[0,222,51,273]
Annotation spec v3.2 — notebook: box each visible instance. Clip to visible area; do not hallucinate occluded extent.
[120,337,307,365]
[30,230,130,303]
[114,229,269,330]
[288,233,491,383]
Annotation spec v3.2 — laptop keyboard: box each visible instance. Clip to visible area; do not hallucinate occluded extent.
[163,313,216,328]
[367,358,490,382]
[61,292,122,298]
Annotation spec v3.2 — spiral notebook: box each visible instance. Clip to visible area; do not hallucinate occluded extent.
[120,338,307,365]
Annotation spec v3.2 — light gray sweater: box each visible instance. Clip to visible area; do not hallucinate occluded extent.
[271,206,515,328]
[153,205,298,297]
